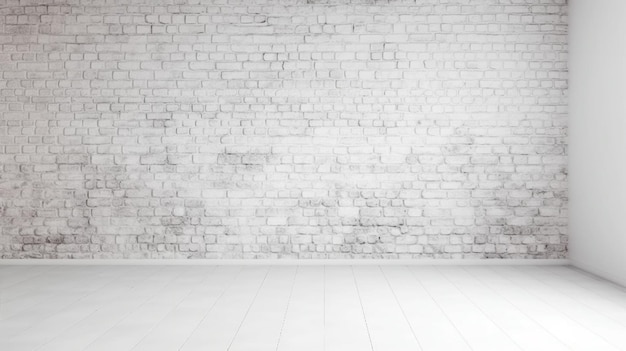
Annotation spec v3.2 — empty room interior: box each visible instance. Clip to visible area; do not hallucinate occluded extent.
[1,0,626,350]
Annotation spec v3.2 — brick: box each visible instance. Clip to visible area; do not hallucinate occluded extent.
[140,154,167,165]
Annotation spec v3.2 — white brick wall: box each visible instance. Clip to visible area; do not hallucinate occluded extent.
[0,0,568,259]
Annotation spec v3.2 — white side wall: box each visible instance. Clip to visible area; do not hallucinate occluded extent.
[569,0,626,285]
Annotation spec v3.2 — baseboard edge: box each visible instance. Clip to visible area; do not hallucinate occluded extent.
[0,258,571,266]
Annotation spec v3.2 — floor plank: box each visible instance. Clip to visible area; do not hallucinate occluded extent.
[179,266,269,351]
[277,266,325,351]
[228,266,297,351]
[0,266,108,321]
[0,266,53,290]
[409,266,522,351]
[471,266,620,351]
[131,266,240,351]
[506,266,626,349]
[1,267,147,350]
[324,266,372,351]
[352,266,421,351]
[438,266,569,351]
[0,266,116,340]
[30,267,175,351]
[538,265,626,312]
[82,267,205,351]
[381,266,471,351]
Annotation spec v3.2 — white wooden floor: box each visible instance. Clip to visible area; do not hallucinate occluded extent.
[1,265,626,351]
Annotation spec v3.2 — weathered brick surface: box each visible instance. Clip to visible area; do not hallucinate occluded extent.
[0,0,568,259]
